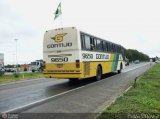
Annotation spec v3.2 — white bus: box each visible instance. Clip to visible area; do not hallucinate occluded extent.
[43,27,125,81]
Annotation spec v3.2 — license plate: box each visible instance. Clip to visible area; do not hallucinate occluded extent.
[56,64,64,68]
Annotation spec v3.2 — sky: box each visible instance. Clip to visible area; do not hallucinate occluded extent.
[0,0,160,65]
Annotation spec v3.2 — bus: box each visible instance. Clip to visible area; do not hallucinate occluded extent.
[43,27,125,81]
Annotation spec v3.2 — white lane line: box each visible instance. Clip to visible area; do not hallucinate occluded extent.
[3,63,150,113]
[3,85,85,113]
[3,74,116,113]
[122,63,149,73]
[0,78,45,87]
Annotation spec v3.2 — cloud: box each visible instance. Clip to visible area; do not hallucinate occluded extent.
[1,0,160,64]
[0,0,42,64]
[62,0,160,57]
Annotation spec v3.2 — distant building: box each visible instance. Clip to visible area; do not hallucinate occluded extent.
[0,53,4,69]
[20,64,31,71]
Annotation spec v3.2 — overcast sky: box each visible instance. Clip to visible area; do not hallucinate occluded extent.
[0,0,160,64]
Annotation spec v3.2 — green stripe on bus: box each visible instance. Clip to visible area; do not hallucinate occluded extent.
[111,53,119,72]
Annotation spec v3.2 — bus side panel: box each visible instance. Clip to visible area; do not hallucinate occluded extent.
[81,53,124,79]
[89,61,113,76]
[80,51,114,78]
[111,53,119,72]
[81,61,115,79]
[116,54,125,71]
[44,53,124,79]
[102,61,114,74]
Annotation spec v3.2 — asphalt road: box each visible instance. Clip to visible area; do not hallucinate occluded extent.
[0,63,152,115]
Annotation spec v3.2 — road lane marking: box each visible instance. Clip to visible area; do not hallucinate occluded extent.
[122,63,149,73]
[3,85,86,113]
[0,78,45,87]
[3,63,150,113]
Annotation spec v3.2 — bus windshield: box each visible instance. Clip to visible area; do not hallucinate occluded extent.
[31,62,36,65]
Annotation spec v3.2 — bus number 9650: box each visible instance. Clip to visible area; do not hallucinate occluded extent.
[51,57,68,62]
[82,53,93,59]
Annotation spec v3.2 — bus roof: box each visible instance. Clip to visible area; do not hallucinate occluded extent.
[45,26,125,49]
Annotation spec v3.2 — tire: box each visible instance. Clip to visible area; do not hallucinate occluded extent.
[118,69,121,74]
[96,65,102,81]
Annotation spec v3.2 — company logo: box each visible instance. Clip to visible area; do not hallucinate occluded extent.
[51,33,67,43]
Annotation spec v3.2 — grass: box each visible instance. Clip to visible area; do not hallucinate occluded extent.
[98,63,160,119]
[0,72,44,84]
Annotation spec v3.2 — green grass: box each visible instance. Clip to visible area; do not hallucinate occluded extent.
[0,72,44,84]
[98,63,160,119]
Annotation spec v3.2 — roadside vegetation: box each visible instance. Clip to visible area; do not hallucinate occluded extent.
[126,49,150,62]
[0,72,44,84]
[98,63,160,119]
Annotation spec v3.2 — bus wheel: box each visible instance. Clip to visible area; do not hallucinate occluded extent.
[118,69,121,74]
[32,70,35,72]
[96,65,102,81]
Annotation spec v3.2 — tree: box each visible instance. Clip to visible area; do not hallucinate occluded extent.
[126,49,149,62]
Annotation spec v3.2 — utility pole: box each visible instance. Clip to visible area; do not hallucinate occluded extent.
[14,39,18,72]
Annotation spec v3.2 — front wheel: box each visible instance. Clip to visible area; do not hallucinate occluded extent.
[118,69,121,74]
[96,66,102,81]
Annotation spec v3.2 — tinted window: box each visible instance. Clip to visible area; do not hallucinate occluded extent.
[102,41,105,51]
[110,44,113,52]
[80,34,85,50]
[107,43,110,52]
[84,35,91,50]
[31,62,36,65]
[113,45,116,52]
[90,37,96,50]
[97,39,103,51]
[103,41,106,51]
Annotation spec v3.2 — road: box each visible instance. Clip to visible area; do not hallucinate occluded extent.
[0,63,152,117]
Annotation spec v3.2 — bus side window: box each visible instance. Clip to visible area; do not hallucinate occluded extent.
[120,47,122,54]
[105,42,109,52]
[80,33,85,50]
[117,46,119,53]
[84,35,91,50]
[90,37,96,51]
[110,43,113,52]
[94,38,97,50]
[113,45,115,52]
[102,41,105,51]
[107,43,110,52]
[100,41,103,51]
[116,45,118,53]
[97,39,103,51]
[113,44,115,52]
[112,44,114,52]
[108,43,111,52]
